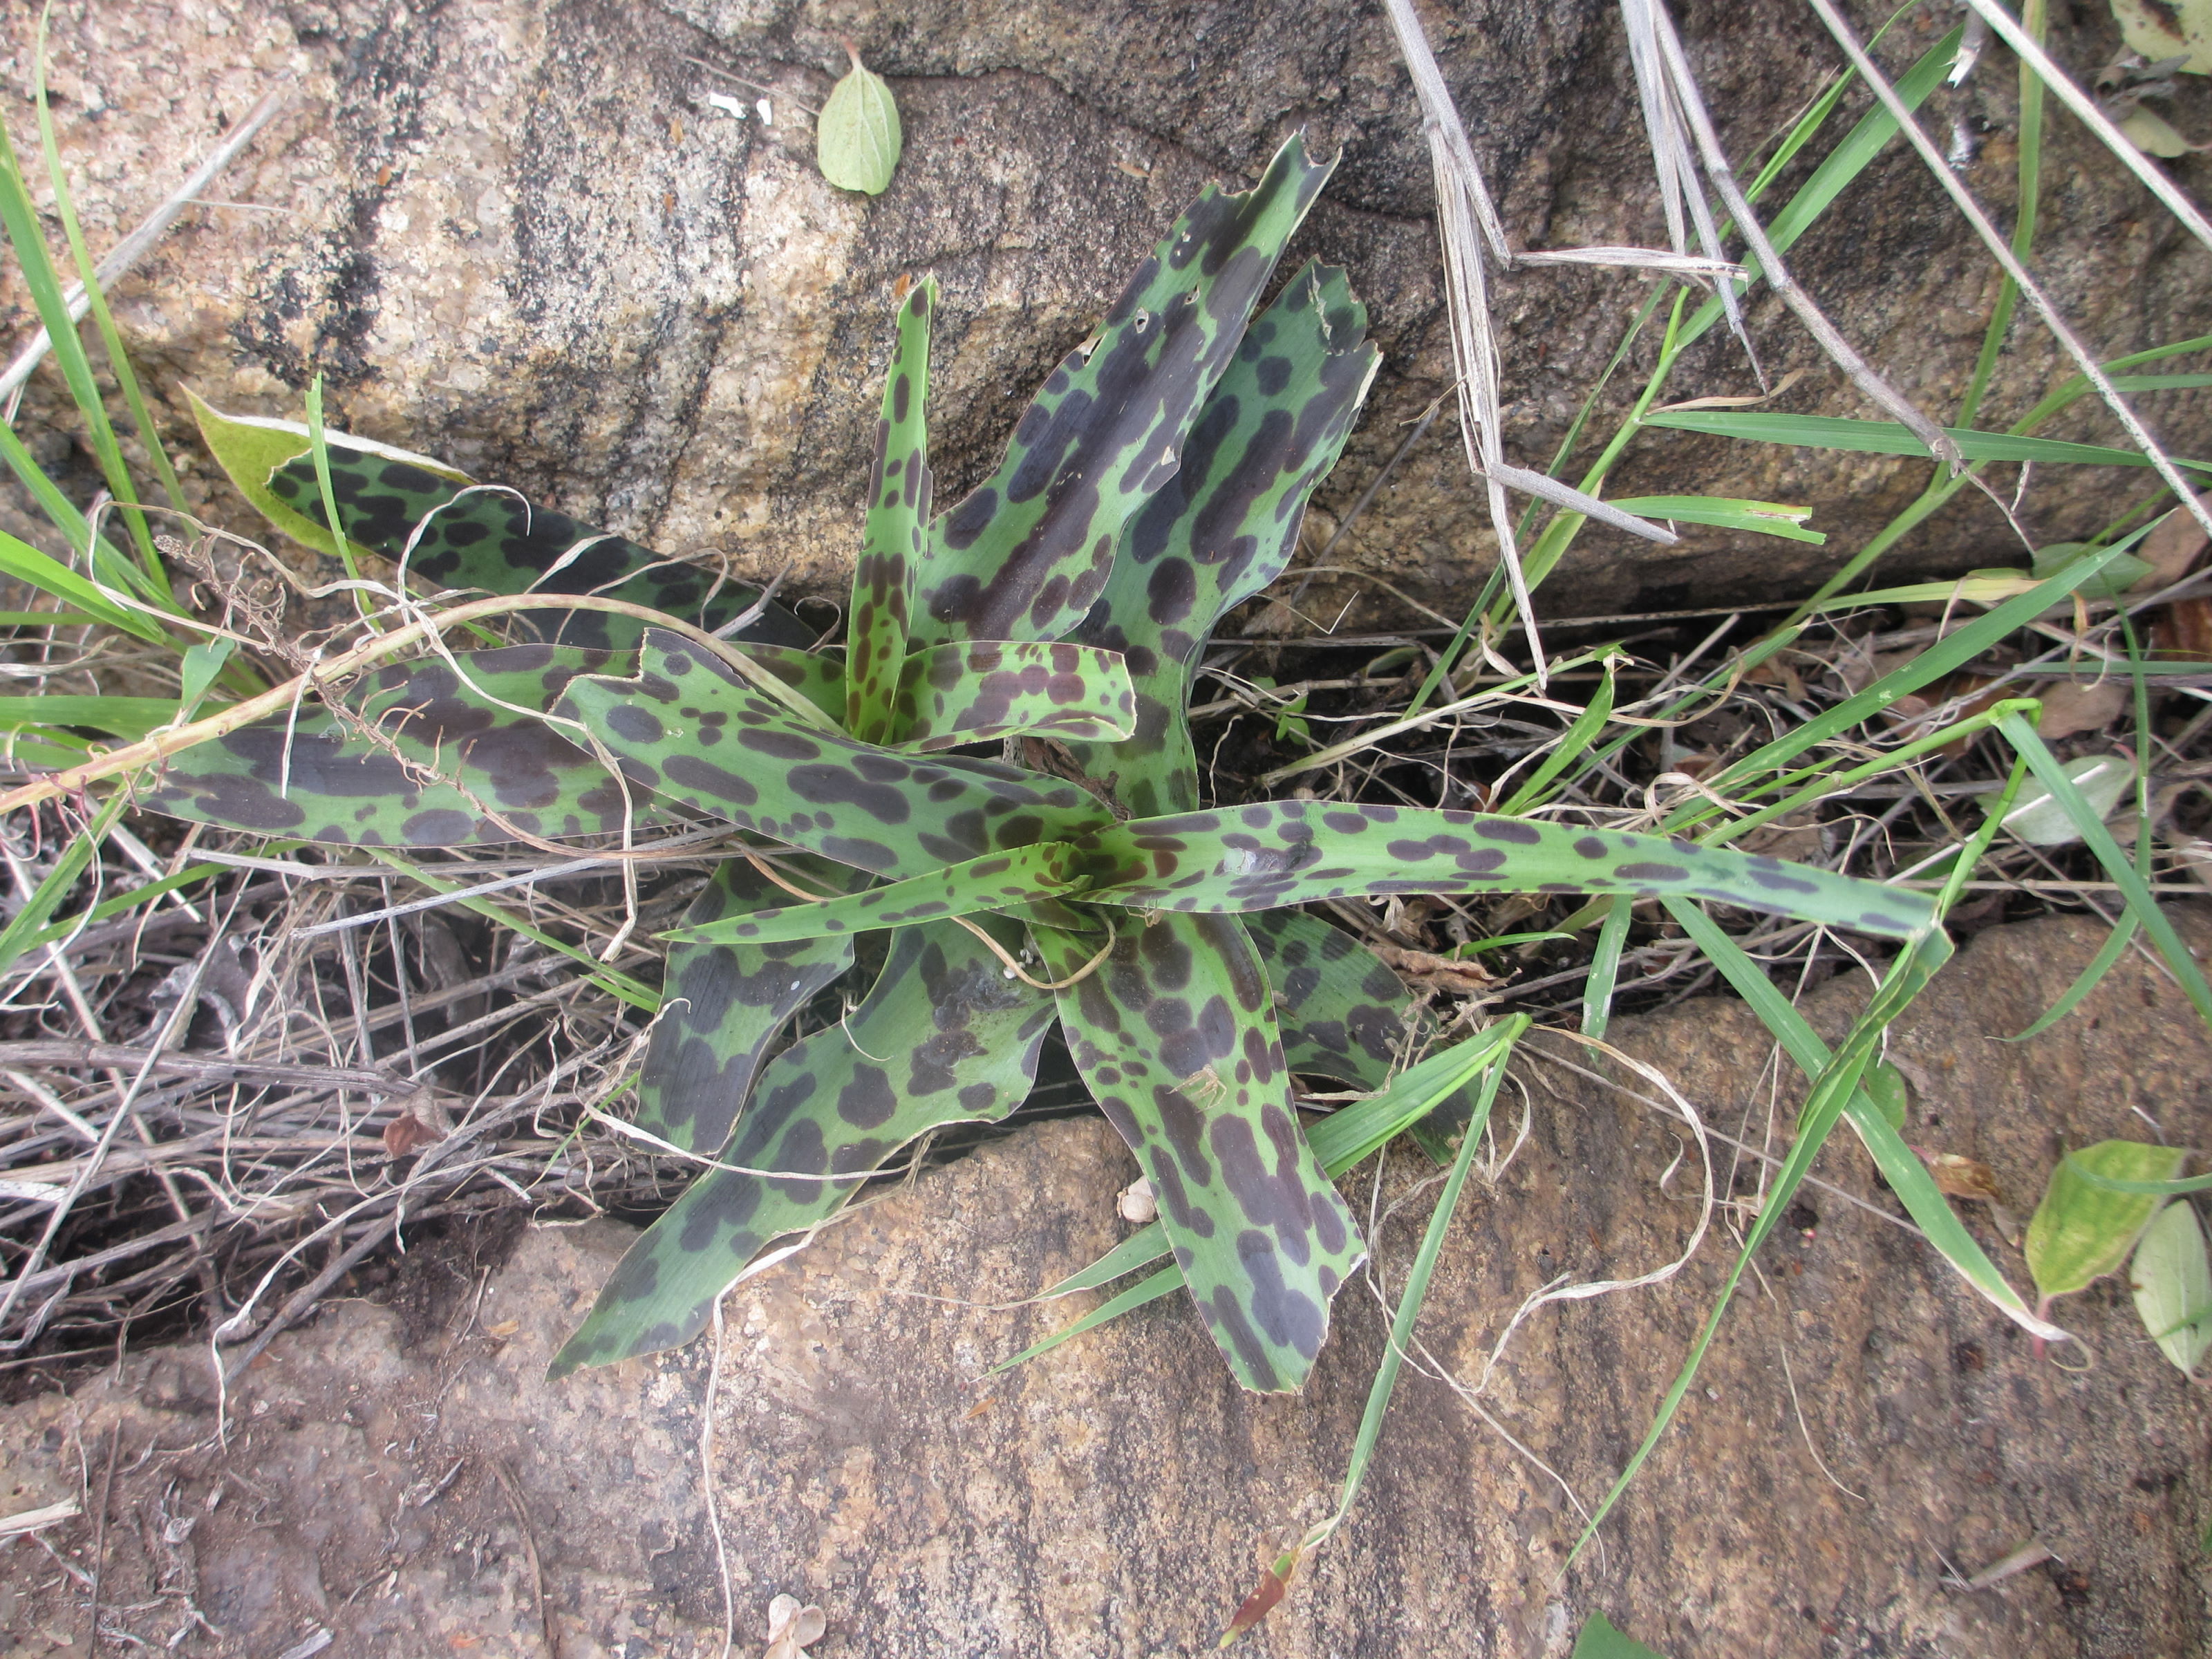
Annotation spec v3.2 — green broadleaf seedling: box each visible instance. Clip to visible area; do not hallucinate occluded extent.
[2027,1142,2192,1326]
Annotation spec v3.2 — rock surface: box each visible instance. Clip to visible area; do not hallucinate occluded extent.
[2,1,2208,624]
[4,907,2211,1657]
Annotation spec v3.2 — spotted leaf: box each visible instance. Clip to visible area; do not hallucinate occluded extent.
[229,431,811,651]
[550,919,1056,1376]
[1244,908,1477,1163]
[557,630,1108,878]
[141,644,650,845]
[846,279,934,742]
[1065,261,1378,817]
[664,842,1085,945]
[1039,910,1364,1393]
[636,855,859,1154]
[747,644,845,723]
[888,641,1136,751]
[1077,803,1938,939]
[911,135,1333,646]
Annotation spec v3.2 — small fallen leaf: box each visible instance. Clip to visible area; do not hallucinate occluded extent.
[2109,0,2212,73]
[2153,595,2212,661]
[962,1395,996,1421]
[816,42,901,194]
[2027,1140,2191,1301]
[2119,106,2200,156]
[1994,753,2133,848]
[2130,1200,2212,1374]
[2034,679,2128,742]
[764,1593,825,1659]
[1922,1151,2004,1203]
[382,1101,447,1159]
[1117,1178,1157,1224]
[2136,491,2212,590]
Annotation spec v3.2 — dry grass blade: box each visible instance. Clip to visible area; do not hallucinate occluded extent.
[1634,0,1962,467]
[1803,0,2212,550]
[1379,0,1685,687]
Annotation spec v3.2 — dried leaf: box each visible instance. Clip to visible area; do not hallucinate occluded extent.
[1923,1151,2004,1203]
[1217,1548,1298,1646]
[2108,0,2212,75]
[2035,679,2128,741]
[2135,490,2212,589]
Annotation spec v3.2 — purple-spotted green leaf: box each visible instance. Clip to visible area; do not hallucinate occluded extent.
[187,389,468,567]
[664,842,1085,945]
[1076,802,1938,940]
[888,640,1136,751]
[190,397,811,651]
[549,919,1054,1376]
[747,644,845,722]
[1038,910,1364,1393]
[1241,907,1470,1163]
[846,279,933,742]
[557,630,1107,877]
[636,854,859,1154]
[140,644,651,846]
[1243,908,1412,1091]
[911,136,1333,646]
[1065,261,1378,817]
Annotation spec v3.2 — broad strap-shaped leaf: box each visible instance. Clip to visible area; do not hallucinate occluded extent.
[558,630,1109,877]
[186,391,469,567]
[191,408,813,649]
[550,919,1056,1376]
[635,854,859,1154]
[888,641,1136,751]
[142,644,648,845]
[1038,910,1364,1393]
[1244,908,1415,1087]
[1065,261,1379,817]
[1076,803,1939,939]
[910,135,1333,646]
[1244,907,1476,1162]
[664,843,1085,945]
[747,644,845,722]
[846,279,935,742]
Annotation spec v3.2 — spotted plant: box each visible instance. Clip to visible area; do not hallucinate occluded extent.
[156,138,1936,1393]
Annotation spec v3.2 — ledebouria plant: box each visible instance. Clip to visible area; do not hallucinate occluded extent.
[150,138,1933,1391]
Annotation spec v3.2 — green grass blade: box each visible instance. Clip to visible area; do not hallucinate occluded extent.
[1642,411,2212,473]
[1662,897,2052,1336]
[1607,494,1824,543]
[1501,663,1617,815]
[1580,895,1633,1040]
[1996,712,2212,1029]
[0,529,162,641]
[31,12,185,518]
[0,86,162,583]
[0,791,123,975]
